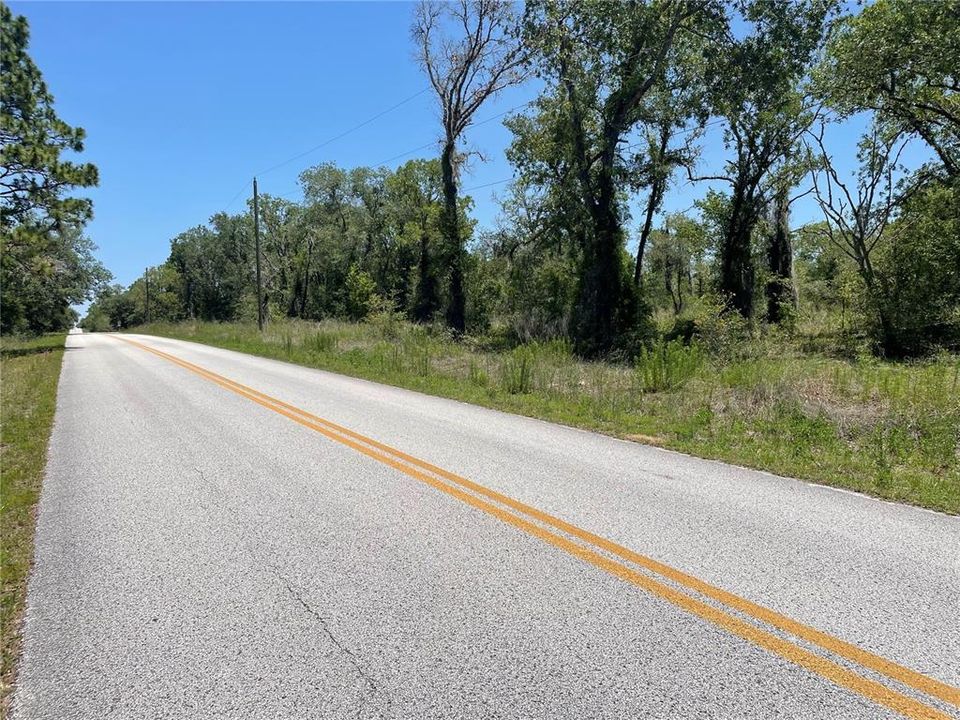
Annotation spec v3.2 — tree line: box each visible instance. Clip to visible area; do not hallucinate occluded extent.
[4,1,958,359]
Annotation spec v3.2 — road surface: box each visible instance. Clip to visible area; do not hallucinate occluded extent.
[13,332,960,719]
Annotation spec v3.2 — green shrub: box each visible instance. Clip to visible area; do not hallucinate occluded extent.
[468,360,489,386]
[501,345,536,394]
[635,339,705,392]
[345,264,378,321]
[305,330,338,353]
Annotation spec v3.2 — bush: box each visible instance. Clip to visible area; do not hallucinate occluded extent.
[688,294,752,360]
[869,181,960,356]
[502,254,576,343]
[501,345,536,394]
[305,330,338,353]
[635,339,705,392]
[345,264,378,321]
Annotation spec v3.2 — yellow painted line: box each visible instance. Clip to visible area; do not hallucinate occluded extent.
[114,335,958,720]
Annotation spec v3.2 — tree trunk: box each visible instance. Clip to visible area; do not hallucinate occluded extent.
[719,182,757,319]
[634,128,670,288]
[572,159,630,357]
[440,140,465,334]
[412,224,439,323]
[765,188,797,324]
[634,177,665,288]
[299,240,313,318]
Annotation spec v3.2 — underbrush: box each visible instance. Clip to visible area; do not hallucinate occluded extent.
[133,318,960,513]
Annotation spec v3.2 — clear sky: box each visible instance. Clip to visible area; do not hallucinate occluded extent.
[11,1,929,294]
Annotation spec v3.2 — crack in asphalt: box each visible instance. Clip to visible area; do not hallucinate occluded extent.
[193,468,391,718]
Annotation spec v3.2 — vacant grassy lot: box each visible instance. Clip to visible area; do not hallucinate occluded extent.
[0,334,65,713]
[136,319,960,514]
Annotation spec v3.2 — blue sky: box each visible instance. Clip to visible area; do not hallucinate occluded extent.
[12,1,928,294]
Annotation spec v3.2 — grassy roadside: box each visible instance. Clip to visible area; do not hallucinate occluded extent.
[0,334,66,716]
[134,319,960,514]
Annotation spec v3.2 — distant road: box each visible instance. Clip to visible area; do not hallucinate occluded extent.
[14,333,960,719]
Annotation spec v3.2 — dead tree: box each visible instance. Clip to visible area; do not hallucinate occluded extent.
[413,0,526,333]
[807,122,910,354]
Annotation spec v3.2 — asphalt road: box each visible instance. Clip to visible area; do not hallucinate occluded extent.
[13,332,960,719]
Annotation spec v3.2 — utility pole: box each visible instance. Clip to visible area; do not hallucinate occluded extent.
[253,177,264,332]
[144,267,151,324]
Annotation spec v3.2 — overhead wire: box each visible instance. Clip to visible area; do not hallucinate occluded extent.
[254,86,432,178]
[227,99,722,210]
[265,99,535,200]
[222,86,433,208]
[223,181,251,212]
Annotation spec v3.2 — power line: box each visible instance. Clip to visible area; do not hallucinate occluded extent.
[368,100,534,168]
[239,99,717,207]
[254,86,431,178]
[224,180,251,211]
[470,100,533,128]
[373,141,437,167]
[263,101,533,200]
[463,177,513,192]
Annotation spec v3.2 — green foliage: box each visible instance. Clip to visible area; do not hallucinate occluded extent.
[870,180,960,354]
[501,345,536,394]
[1,4,106,335]
[345,263,377,321]
[502,250,577,342]
[816,0,960,178]
[517,0,723,355]
[705,0,836,319]
[634,339,705,393]
[0,4,98,229]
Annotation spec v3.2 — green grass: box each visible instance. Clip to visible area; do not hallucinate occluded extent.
[133,319,960,514]
[0,333,66,714]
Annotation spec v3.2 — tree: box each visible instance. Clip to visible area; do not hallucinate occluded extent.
[1,222,108,333]
[413,0,526,334]
[816,0,960,179]
[386,159,444,321]
[871,179,960,354]
[517,0,720,355]
[168,218,250,322]
[694,0,835,320]
[646,213,709,314]
[763,183,798,324]
[631,78,706,288]
[1,2,104,333]
[807,123,911,354]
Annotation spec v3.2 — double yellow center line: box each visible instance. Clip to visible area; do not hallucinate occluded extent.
[115,335,959,720]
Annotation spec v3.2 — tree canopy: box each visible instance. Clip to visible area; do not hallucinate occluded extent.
[1,2,106,334]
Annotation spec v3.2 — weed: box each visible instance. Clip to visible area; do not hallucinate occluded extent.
[468,360,489,387]
[635,339,705,392]
[305,330,338,354]
[501,346,536,394]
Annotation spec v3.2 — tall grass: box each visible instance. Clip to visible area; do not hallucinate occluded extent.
[1,334,66,709]
[634,339,705,392]
[501,346,536,394]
